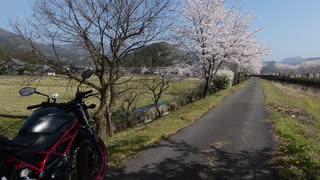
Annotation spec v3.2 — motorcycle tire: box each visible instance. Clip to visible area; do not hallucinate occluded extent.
[76,138,107,180]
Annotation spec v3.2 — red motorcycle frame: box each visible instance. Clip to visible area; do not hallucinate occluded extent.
[5,120,79,173]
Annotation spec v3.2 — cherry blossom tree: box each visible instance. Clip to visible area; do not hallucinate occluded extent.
[179,0,270,97]
[275,60,320,79]
[275,63,298,77]
[299,60,320,78]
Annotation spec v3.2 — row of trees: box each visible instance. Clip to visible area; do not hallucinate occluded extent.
[12,0,270,138]
[275,60,320,78]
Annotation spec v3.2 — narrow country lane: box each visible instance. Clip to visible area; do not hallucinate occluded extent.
[108,78,276,180]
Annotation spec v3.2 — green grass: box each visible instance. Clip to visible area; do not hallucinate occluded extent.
[105,81,248,168]
[261,79,320,179]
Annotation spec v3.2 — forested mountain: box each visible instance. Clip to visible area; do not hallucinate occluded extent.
[261,57,320,74]
[1,28,186,67]
[0,28,29,61]
[280,57,305,65]
[0,28,90,65]
[279,56,320,65]
[261,61,277,74]
[123,42,185,67]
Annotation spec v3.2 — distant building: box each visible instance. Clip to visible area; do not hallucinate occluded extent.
[0,58,28,75]
[163,63,195,77]
[0,59,59,75]
[67,66,91,74]
[47,72,56,76]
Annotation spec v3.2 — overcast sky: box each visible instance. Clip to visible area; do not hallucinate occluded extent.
[0,0,320,61]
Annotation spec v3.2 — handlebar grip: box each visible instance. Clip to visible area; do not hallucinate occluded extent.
[75,90,94,102]
[83,90,93,96]
[27,104,43,110]
[87,104,96,109]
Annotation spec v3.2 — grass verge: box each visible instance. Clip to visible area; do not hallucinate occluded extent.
[105,81,248,168]
[261,79,320,179]
[0,117,24,138]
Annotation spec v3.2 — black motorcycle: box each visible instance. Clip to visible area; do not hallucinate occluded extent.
[0,70,107,180]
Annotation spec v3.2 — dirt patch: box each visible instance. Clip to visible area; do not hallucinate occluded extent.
[272,105,313,123]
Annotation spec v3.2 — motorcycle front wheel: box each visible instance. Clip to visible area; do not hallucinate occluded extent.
[76,138,108,180]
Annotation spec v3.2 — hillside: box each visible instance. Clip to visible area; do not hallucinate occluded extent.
[280,57,305,65]
[280,56,320,65]
[1,28,186,67]
[261,61,277,74]
[0,28,26,61]
[305,57,320,61]
[123,42,185,67]
[261,56,320,74]
[0,28,17,44]
[0,28,90,65]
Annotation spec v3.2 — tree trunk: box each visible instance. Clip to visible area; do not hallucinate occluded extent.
[237,72,241,84]
[94,90,109,139]
[203,78,210,98]
[106,108,114,136]
[155,104,162,118]
[94,110,108,140]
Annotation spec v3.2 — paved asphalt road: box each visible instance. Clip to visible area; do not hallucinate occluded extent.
[108,78,276,180]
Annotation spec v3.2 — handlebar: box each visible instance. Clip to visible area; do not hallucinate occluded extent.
[83,90,93,96]
[27,102,67,110]
[27,104,44,110]
[27,90,96,110]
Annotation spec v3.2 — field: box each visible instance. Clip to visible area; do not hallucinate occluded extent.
[261,79,320,179]
[0,75,200,136]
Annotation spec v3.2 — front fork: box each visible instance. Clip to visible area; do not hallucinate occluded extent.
[76,106,101,152]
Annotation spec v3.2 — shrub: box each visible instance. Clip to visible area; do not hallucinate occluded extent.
[210,69,234,93]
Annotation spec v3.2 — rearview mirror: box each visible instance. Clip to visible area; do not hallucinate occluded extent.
[81,69,94,80]
[19,87,36,96]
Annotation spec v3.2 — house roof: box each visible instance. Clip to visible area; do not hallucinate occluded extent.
[10,58,28,66]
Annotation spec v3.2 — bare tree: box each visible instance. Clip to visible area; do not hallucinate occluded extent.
[121,91,138,113]
[143,74,169,118]
[12,0,175,138]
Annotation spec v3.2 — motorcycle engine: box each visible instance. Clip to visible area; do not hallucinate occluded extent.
[49,153,76,179]
[51,167,69,179]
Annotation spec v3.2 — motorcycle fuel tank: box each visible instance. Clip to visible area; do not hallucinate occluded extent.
[19,107,76,134]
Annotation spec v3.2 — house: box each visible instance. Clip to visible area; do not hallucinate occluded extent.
[47,72,56,76]
[0,59,59,75]
[164,63,194,77]
[68,66,90,74]
[32,65,45,75]
[0,59,28,75]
